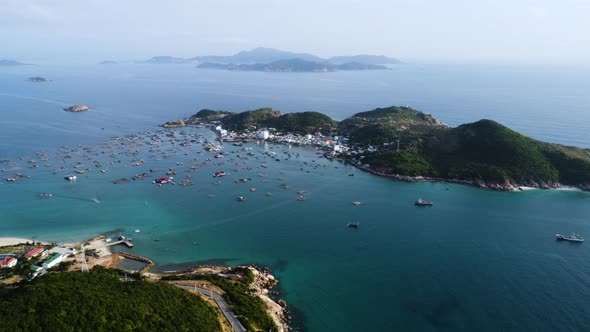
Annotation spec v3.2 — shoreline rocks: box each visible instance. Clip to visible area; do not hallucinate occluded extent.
[349,162,584,192]
[246,266,290,332]
[160,120,186,128]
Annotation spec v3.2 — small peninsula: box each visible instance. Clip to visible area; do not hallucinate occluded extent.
[64,105,92,112]
[164,106,590,191]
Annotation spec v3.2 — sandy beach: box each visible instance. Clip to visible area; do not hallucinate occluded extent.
[0,237,45,247]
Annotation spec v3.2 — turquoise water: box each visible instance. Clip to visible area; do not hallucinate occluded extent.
[1,64,590,331]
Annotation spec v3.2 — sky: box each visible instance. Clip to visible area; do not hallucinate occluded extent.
[2,0,590,64]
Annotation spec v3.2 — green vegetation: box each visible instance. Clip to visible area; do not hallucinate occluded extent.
[221,108,282,131]
[188,109,234,123]
[272,111,337,134]
[353,111,590,188]
[162,268,278,332]
[339,106,443,146]
[0,266,221,332]
[188,108,338,134]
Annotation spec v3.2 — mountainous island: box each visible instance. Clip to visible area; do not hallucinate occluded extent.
[163,106,590,191]
[143,47,399,72]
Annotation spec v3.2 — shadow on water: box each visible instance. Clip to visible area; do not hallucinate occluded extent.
[271,258,289,272]
[271,276,307,332]
[405,294,462,329]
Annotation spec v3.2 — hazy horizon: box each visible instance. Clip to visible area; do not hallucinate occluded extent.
[2,0,590,64]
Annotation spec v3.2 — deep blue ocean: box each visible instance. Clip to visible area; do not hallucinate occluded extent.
[1,63,590,331]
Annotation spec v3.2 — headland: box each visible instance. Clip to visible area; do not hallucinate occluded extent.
[0,234,290,332]
[162,106,590,191]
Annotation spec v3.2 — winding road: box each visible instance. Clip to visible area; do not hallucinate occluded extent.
[175,284,247,332]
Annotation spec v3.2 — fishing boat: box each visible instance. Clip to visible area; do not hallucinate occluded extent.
[213,171,229,177]
[346,223,359,228]
[415,198,433,206]
[236,196,246,202]
[556,233,584,242]
[352,201,362,206]
[296,195,305,201]
[64,175,77,181]
[153,177,172,184]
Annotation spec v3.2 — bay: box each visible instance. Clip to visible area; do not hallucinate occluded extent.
[1,63,589,331]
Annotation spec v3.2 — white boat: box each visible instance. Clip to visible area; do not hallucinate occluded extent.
[415,198,432,206]
[556,233,584,242]
[64,175,77,181]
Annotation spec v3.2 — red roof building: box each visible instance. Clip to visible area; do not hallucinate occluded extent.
[23,247,45,260]
[0,257,17,268]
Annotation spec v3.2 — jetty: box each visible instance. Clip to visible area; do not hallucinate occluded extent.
[106,239,134,248]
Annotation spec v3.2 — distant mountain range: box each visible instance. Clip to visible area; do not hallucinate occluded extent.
[142,47,400,72]
[0,59,27,66]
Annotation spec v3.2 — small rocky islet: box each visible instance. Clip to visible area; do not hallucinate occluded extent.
[28,77,48,82]
[64,105,92,112]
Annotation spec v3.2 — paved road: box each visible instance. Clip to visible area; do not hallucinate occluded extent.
[175,284,247,332]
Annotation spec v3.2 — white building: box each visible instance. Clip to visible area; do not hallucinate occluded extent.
[42,253,64,270]
[260,130,270,140]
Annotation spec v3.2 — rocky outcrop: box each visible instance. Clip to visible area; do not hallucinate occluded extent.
[351,162,574,191]
[160,120,186,128]
[64,105,92,112]
[247,266,289,332]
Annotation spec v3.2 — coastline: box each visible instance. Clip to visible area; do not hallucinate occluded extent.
[164,120,588,193]
[346,161,578,192]
[157,264,291,331]
[0,233,290,331]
